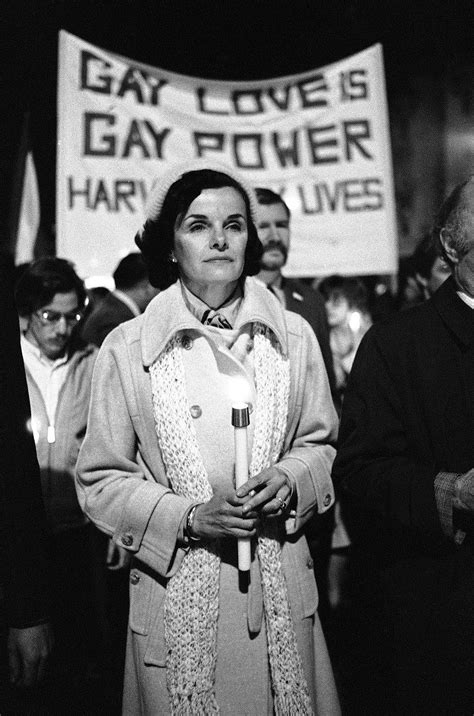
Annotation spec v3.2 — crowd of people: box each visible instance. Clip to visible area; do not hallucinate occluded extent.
[0,161,472,715]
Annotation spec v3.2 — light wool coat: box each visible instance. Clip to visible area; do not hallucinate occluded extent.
[76,277,340,715]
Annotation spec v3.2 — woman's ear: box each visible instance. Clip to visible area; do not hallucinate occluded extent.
[439,228,459,265]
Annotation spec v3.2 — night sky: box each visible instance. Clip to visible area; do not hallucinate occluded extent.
[2,0,472,239]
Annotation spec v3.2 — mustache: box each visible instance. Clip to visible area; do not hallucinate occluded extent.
[263,239,288,259]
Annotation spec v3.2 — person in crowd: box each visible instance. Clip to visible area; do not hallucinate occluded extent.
[317,274,372,404]
[254,187,336,399]
[76,159,341,715]
[332,176,474,714]
[81,251,159,348]
[315,274,371,616]
[255,188,337,617]
[85,285,110,315]
[0,253,53,694]
[14,258,102,705]
[396,255,425,310]
[412,232,451,300]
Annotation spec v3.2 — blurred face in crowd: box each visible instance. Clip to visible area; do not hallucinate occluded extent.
[256,202,290,271]
[172,186,248,297]
[25,291,82,359]
[325,293,351,328]
[426,256,451,295]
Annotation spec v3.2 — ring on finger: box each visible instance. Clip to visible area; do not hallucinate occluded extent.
[276,496,287,512]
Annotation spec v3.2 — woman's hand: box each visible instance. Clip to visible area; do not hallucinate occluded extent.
[191,488,258,541]
[236,467,293,517]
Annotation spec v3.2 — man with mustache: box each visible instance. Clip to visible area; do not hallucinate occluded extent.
[15,258,101,707]
[255,187,337,614]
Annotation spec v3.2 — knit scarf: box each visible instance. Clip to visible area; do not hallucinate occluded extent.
[150,323,313,715]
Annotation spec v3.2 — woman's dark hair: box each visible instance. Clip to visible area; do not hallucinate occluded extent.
[135,169,262,289]
[15,257,87,317]
[318,274,368,311]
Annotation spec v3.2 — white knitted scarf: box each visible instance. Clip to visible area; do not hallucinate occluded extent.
[150,323,313,715]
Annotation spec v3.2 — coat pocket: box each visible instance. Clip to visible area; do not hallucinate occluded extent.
[282,535,319,621]
[129,568,159,636]
[144,590,167,667]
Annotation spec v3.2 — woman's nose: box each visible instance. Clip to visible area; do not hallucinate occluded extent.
[210,226,227,249]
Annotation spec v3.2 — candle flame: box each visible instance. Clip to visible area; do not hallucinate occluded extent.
[228,374,252,407]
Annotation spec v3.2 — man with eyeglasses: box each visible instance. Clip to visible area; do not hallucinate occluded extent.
[14,258,102,708]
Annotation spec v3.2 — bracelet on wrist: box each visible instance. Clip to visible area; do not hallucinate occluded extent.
[185,504,201,542]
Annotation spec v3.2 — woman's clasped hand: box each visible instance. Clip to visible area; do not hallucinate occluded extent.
[191,467,293,540]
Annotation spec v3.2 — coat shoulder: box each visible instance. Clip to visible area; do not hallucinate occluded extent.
[368,300,436,347]
[101,313,143,349]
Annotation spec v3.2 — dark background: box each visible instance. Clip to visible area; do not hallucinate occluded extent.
[1,0,473,258]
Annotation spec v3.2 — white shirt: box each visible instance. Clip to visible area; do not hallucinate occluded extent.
[21,335,70,443]
[457,290,474,309]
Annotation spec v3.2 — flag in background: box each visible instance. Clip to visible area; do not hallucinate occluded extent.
[16,149,40,264]
[10,111,41,265]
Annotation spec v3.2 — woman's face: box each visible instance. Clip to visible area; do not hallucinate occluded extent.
[172,186,248,295]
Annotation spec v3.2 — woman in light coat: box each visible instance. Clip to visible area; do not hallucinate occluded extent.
[76,159,340,715]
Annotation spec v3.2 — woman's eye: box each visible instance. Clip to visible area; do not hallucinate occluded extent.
[189,222,207,232]
[226,222,243,232]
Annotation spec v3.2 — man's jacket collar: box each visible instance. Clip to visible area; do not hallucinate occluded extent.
[141,277,288,366]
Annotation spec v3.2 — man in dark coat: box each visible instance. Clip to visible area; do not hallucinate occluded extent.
[81,252,158,347]
[332,176,474,714]
[0,253,53,691]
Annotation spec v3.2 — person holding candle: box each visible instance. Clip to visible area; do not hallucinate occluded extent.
[76,159,340,715]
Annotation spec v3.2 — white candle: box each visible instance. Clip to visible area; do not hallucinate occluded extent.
[232,403,251,571]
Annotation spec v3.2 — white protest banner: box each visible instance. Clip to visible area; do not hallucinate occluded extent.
[57,31,397,280]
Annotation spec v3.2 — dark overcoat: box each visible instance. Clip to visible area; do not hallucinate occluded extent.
[332,276,474,713]
[81,291,135,347]
[0,254,50,628]
[282,277,336,396]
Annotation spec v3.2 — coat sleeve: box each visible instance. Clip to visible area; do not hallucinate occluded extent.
[331,327,444,551]
[277,315,338,534]
[75,329,192,578]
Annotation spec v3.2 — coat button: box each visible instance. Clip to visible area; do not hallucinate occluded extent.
[181,335,193,350]
[307,557,314,569]
[130,572,140,585]
[190,405,202,419]
[121,533,133,547]
[323,493,332,507]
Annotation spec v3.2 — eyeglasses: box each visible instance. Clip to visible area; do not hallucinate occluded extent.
[34,309,84,326]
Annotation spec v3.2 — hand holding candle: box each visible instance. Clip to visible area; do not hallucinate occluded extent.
[232,403,251,571]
